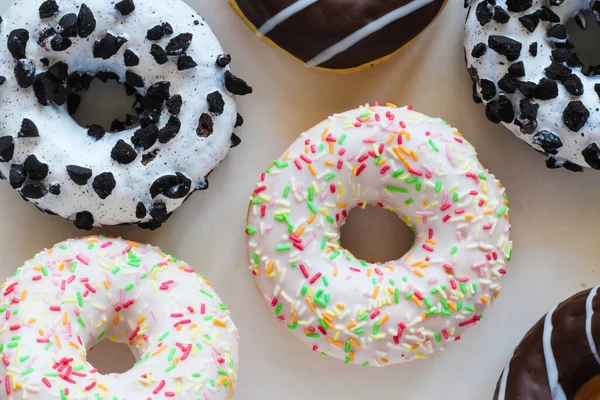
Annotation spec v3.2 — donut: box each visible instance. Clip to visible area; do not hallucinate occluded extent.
[464,0,600,172]
[494,287,600,400]
[0,237,239,399]
[227,0,448,72]
[0,0,252,230]
[245,104,513,366]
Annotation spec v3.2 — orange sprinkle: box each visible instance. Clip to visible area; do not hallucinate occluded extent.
[386,134,395,144]
[306,296,316,313]
[55,335,62,349]
[20,290,27,301]
[376,157,388,166]
[295,225,305,237]
[352,164,358,175]
[329,142,335,154]
[484,210,493,215]
[126,241,141,248]
[349,338,361,348]
[447,301,457,311]
[38,329,44,337]
[366,269,372,278]
[385,103,398,108]
[176,324,183,332]
[404,252,413,262]
[27,318,36,324]
[57,263,65,271]
[413,269,424,277]
[349,350,355,362]
[347,321,357,329]
[113,315,120,326]
[465,215,473,220]
[336,203,348,208]
[480,296,489,304]
[291,312,297,323]
[97,384,108,392]
[336,303,345,310]
[324,160,335,167]
[380,314,390,325]
[399,145,411,156]
[307,214,316,224]
[189,323,197,329]
[372,286,380,299]
[453,131,464,137]
[137,316,146,325]
[152,345,167,357]
[252,268,260,276]
[214,319,227,328]
[322,312,333,322]
[411,343,420,350]
[283,151,291,161]
[321,127,329,141]
[85,239,97,245]
[304,146,310,154]
[69,341,80,349]
[410,150,418,161]
[103,280,110,289]
[61,312,67,326]
[423,200,429,206]
[333,267,338,277]
[425,238,436,245]
[381,358,389,364]
[266,260,274,275]
[406,132,412,141]
[412,296,423,307]
[327,338,343,347]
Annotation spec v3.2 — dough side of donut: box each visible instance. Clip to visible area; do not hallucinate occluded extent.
[0,237,239,400]
[465,0,600,170]
[246,104,512,366]
[0,0,245,227]
[227,0,448,73]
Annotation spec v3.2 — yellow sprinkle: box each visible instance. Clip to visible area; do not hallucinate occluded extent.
[113,315,120,326]
[404,252,413,262]
[385,103,398,108]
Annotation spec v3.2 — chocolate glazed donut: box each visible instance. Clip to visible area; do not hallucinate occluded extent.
[494,287,600,400]
[228,0,447,71]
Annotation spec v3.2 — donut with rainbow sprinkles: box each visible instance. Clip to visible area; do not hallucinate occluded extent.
[246,103,513,366]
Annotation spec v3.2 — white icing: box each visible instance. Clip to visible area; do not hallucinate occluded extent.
[586,285,600,364]
[464,0,599,168]
[246,105,512,366]
[306,0,434,66]
[542,305,567,400]
[0,0,239,226]
[257,0,320,37]
[0,237,239,400]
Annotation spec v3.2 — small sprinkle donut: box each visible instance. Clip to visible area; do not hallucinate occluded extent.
[0,0,252,230]
[495,287,600,400]
[245,104,513,366]
[465,0,600,172]
[227,0,447,72]
[0,237,239,400]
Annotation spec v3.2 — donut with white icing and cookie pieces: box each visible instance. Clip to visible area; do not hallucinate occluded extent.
[0,236,239,400]
[246,104,513,366]
[465,0,600,172]
[0,0,252,230]
[495,287,600,400]
[227,0,448,72]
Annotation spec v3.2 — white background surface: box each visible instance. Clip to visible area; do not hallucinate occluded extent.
[0,1,598,398]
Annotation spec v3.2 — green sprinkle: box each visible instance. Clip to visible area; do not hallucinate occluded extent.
[472,282,477,294]
[435,181,442,193]
[394,288,400,304]
[306,333,320,339]
[465,304,476,312]
[61,389,67,400]
[251,198,262,205]
[318,143,325,152]
[322,276,329,286]
[358,312,368,321]
[374,155,382,164]
[457,301,463,311]
[159,331,170,342]
[460,282,467,294]
[274,303,282,316]
[283,214,294,232]
[441,310,452,317]
[386,185,408,193]
[478,173,487,180]
[97,331,105,340]
[245,225,257,235]
[393,169,405,178]
[76,290,82,306]
[19,355,29,362]
[44,343,51,351]
[195,343,203,351]
[300,285,308,296]
[326,216,335,224]
[70,261,77,272]
[111,267,120,274]
[0,306,6,312]
[199,289,214,299]
[453,192,459,202]
[318,319,328,330]
[308,186,314,201]
[219,303,228,311]
[373,322,380,335]
[320,237,327,250]
[168,348,176,362]
[325,172,336,181]
[273,160,288,169]
[77,316,86,327]
[22,367,34,376]
[329,251,341,260]
[345,357,351,364]
[307,202,318,214]
[165,364,176,373]
[276,244,293,252]
[415,179,422,191]
[406,176,417,184]
[451,246,458,255]
[435,332,441,342]
[497,206,508,217]
[218,369,228,376]
[287,322,298,330]
[41,266,48,276]
[192,372,202,378]
[354,328,364,335]
[59,245,68,250]
[428,138,440,152]
[423,298,433,308]
[125,283,134,291]
[283,185,290,198]
[344,341,351,353]
[362,362,369,367]
[405,198,413,205]
[252,252,260,265]
[339,133,347,145]
[44,372,59,377]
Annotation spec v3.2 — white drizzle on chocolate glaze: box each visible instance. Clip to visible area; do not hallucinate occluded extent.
[306,0,434,66]
[543,305,567,400]
[586,285,600,364]
[257,0,320,37]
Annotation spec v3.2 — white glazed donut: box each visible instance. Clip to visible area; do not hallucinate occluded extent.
[246,104,513,366]
[0,0,252,230]
[465,0,600,172]
[0,237,239,399]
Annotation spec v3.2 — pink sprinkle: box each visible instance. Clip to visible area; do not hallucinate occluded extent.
[100,242,112,248]
[440,203,451,211]
[370,310,380,319]
[309,272,322,284]
[443,214,451,222]
[76,254,89,265]
[362,138,376,143]
[408,167,423,176]
[299,264,309,279]
[294,159,302,170]
[300,154,312,164]
[399,121,406,128]
[465,172,479,183]
[446,146,452,161]
[356,164,367,176]
[482,224,492,230]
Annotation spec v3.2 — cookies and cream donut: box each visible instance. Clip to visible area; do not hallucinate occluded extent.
[0,236,239,400]
[465,0,600,172]
[227,0,448,72]
[246,104,513,366]
[494,287,600,400]
[0,0,252,230]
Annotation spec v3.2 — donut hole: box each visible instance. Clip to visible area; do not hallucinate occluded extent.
[339,204,414,264]
[565,12,600,75]
[576,374,600,400]
[70,76,140,133]
[86,339,137,374]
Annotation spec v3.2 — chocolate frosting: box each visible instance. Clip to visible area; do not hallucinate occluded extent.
[494,288,600,399]
[231,0,447,70]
